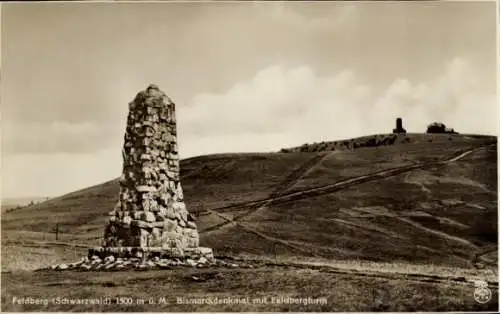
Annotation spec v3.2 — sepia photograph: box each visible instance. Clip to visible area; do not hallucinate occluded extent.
[1,0,498,312]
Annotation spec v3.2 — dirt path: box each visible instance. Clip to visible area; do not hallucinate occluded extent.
[446,149,478,163]
[260,144,494,206]
[203,152,334,234]
[201,143,494,235]
[201,153,331,232]
[238,153,332,219]
[241,152,335,220]
[268,152,334,198]
[396,217,479,249]
[198,143,496,271]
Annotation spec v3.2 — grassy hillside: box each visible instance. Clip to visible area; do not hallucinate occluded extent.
[279,132,481,153]
[1,133,497,311]
[2,133,496,269]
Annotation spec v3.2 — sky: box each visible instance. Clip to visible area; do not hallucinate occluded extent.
[1,1,497,198]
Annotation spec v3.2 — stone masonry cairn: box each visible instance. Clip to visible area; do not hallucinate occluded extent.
[103,84,199,250]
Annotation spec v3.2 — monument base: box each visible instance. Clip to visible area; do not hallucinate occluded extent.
[88,246,214,261]
[46,246,215,271]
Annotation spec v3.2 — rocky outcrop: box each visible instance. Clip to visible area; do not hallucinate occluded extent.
[280,134,402,153]
[47,253,247,272]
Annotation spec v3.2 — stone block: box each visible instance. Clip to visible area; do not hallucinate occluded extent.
[163,219,178,232]
[164,207,176,219]
[172,201,186,212]
[186,237,200,248]
[162,231,181,241]
[140,154,152,161]
[177,185,184,200]
[133,211,144,220]
[117,210,125,219]
[157,207,167,218]
[142,199,151,212]
[131,220,152,228]
[149,199,159,212]
[183,228,200,241]
[137,185,155,193]
[141,211,156,222]
[149,228,162,247]
[140,229,150,247]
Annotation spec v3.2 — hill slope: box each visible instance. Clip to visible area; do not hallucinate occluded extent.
[2,133,497,271]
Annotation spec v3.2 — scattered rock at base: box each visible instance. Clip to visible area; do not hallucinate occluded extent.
[47,257,249,271]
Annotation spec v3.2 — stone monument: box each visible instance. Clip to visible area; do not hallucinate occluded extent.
[392,117,407,134]
[85,84,214,266]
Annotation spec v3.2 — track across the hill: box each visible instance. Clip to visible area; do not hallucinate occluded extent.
[200,143,496,235]
[197,143,497,274]
[202,152,334,233]
[239,152,335,220]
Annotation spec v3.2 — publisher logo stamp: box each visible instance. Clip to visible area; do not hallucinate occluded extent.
[473,280,492,304]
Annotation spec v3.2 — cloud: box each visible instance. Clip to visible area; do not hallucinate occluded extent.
[4,56,494,159]
[180,65,371,137]
[177,65,375,155]
[178,57,496,156]
[258,2,356,31]
[375,57,497,134]
[2,57,495,198]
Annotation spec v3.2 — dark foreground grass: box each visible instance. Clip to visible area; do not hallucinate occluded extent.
[2,267,497,312]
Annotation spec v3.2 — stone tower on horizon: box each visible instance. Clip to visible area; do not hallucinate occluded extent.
[392,117,407,134]
[103,84,200,250]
